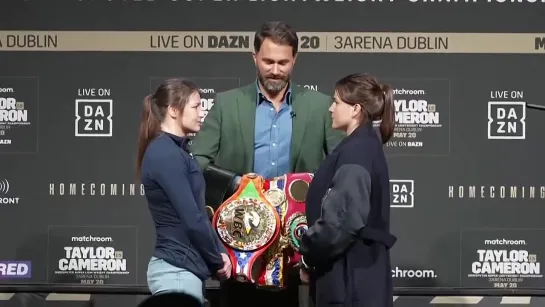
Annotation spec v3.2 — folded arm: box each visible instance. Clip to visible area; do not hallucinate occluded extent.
[299,164,372,268]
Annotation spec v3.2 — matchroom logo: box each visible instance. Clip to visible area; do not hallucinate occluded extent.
[390,179,414,208]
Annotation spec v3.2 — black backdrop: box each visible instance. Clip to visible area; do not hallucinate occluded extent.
[0,0,544,294]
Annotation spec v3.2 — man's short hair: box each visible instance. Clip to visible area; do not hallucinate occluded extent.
[254,21,298,56]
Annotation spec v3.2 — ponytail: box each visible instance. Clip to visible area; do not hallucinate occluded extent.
[136,95,161,180]
[379,84,395,144]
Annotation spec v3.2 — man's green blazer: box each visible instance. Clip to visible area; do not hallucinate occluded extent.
[191,82,345,176]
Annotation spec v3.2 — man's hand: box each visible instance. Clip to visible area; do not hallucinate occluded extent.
[299,268,310,283]
[216,253,232,280]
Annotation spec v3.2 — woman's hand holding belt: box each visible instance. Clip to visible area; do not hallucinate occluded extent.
[299,256,312,283]
[216,253,232,281]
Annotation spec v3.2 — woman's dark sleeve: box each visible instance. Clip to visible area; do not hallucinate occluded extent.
[299,164,372,268]
[153,153,224,272]
[212,224,227,253]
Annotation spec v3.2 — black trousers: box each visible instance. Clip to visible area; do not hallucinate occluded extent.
[219,279,300,307]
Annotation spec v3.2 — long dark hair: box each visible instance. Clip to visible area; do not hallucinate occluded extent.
[136,79,200,179]
[334,73,395,143]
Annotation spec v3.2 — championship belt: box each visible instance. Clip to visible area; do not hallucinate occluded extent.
[256,176,289,288]
[213,173,281,283]
[282,173,313,266]
[256,173,313,288]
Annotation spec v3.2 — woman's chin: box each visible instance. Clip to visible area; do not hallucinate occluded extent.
[185,124,201,134]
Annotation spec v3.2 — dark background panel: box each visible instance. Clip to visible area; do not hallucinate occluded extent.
[0,0,544,32]
[0,0,544,296]
[0,53,543,289]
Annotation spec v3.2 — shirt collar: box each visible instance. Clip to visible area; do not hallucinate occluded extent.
[163,131,191,151]
[256,80,292,106]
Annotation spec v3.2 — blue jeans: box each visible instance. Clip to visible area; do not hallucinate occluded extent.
[147,257,204,304]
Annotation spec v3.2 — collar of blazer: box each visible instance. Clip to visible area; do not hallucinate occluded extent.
[237,82,310,171]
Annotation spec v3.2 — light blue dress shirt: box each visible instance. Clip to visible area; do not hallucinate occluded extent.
[253,83,293,179]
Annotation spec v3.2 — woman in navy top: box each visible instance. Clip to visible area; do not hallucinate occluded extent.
[298,73,397,307]
[136,79,231,304]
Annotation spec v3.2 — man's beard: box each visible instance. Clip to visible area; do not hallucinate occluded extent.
[258,73,290,94]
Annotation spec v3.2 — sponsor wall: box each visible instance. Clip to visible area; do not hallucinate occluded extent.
[0,0,544,295]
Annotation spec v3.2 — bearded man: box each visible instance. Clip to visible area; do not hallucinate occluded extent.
[190,21,344,307]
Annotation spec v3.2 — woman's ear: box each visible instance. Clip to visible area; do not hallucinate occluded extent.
[352,104,362,118]
[167,105,178,119]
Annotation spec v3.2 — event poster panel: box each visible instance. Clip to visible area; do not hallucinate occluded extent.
[0,76,39,154]
[382,78,450,157]
[461,229,545,289]
[47,226,138,285]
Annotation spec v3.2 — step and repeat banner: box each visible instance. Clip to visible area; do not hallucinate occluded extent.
[0,0,544,292]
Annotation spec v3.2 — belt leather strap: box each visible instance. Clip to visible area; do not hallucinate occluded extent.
[203,164,238,212]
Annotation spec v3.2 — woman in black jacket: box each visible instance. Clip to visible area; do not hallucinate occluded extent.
[298,73,398,307]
